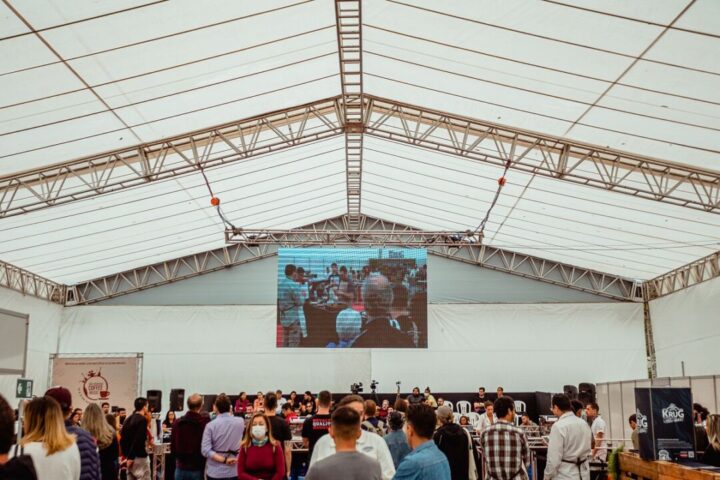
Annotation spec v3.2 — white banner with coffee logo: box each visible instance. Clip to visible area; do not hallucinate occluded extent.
[50,356,140,411]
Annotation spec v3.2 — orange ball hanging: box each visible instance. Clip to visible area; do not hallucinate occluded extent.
[210,197,220,206]
[498,177,507,186]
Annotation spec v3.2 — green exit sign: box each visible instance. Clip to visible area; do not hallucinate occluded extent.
[16,378,33,399]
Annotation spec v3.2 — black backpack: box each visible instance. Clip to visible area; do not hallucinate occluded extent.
[0,444,38,480]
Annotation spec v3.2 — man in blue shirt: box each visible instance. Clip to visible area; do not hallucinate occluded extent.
[201,395,245,480]
[393,404,450,480]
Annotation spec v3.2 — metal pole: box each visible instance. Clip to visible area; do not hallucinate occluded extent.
[16,400,24,445]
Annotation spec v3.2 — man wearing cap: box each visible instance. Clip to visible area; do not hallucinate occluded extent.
[45,387,101,480]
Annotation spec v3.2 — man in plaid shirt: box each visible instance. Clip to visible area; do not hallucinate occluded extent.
[480,397,530,480]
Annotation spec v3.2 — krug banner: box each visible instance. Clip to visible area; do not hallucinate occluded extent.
[635,387,695,461]
[50,355,141,410]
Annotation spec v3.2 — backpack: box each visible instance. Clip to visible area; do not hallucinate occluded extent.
[362,419,385,437]
[1,444,38,480]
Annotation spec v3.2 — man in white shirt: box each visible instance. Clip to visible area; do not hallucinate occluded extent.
[475,402,497,434]
[545,394,592,480]
[586,403,607,462]
[310,394,395,480]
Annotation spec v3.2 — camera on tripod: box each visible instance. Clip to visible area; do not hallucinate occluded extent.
[350,382,363,394]
[370,380,378,391]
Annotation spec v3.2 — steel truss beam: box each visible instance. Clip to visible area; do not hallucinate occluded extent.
[0,260,65,305]
[67,244,278,305]
[644,250,720,300]
[363,96,720,214]
[225,215,642,302]
[335,0,364,227]
[0,97,344,218]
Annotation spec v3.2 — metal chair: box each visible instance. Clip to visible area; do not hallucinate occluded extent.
[514,400,527,413]
[442,401,453,412]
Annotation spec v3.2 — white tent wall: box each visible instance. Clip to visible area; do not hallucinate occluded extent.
[95,254,615,306]
[649,276,720,378]
[0,286,62,401]
[59,302,645,402]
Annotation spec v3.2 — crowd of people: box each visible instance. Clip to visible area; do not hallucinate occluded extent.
[278,259,428,348]
[2,385,719,480]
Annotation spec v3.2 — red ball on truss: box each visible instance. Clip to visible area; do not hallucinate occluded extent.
[210,197,220,206]
[498,177,507,186]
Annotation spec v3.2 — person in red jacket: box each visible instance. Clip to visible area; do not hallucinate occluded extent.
[237,413,285,480]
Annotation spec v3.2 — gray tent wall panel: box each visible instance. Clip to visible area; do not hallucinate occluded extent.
[95,254,616,306]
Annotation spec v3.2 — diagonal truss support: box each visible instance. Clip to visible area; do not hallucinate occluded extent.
[644,250,720,300]
[0,259,65,305]
[67,244,278,305]
[363,96,720,213]
[335,0,364,227]
[225,215,643,302]
[0,97,344,218]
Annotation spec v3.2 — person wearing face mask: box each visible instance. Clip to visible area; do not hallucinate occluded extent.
[423,388,437,409]
[236,413,285,480]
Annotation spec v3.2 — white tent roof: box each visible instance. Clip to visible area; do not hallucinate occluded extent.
[1,0,719,285]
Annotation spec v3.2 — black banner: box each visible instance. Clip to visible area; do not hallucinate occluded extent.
[635,387,696,461]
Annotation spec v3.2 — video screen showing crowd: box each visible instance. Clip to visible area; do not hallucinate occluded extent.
[277,248,428,348]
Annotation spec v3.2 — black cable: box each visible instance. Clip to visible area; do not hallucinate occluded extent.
[473,160,511,238]
[20,184,347,272]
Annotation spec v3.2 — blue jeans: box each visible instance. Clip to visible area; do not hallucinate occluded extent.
[175,468,204,480]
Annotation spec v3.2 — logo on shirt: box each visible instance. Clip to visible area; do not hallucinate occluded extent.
[636,410,648,434]
[661,404,684,424]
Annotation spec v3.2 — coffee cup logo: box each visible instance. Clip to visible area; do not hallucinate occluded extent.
[80,369,110,402]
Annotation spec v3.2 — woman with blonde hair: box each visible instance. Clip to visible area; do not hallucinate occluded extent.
[83,403,119,480]
[11,396,80,480]
[704,414,720,467]
[237,412,285,480]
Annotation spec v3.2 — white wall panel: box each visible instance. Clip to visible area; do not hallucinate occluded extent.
[689,377,716,412]
[0,287,62,401]
[650,277,720,378]
[59,302,644,402]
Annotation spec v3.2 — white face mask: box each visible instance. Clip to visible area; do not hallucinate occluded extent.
[251,425,267,440]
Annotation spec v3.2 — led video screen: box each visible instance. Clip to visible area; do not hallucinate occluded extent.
[277,248,427,348]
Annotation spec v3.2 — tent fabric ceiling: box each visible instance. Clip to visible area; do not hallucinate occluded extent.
[0,0,718,285]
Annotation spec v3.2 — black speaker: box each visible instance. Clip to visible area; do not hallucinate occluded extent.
[563,385,578,400]
[147,390,162,413]
[578,383,596,405]
[170,389,185,411]
[534,392,552,416]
